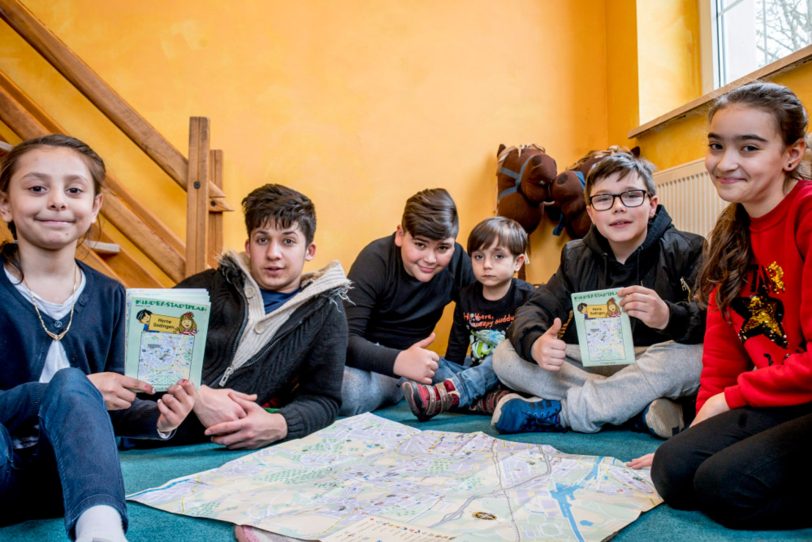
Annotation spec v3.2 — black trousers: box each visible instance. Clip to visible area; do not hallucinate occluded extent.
[651,402,812,530]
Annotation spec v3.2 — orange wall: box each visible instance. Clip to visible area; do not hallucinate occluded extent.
[30,1,812,283]
[1,0,628,348]
[636,0,701,125]
[606,0,640,150]
[6,0,802,286]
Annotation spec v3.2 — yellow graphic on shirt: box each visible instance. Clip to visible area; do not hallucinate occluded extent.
[766,261,785,293]
[731,262,788,348]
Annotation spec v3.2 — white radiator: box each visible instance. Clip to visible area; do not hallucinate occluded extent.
[653,158,728,239]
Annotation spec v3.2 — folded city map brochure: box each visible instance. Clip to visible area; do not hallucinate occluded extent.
[124,288,210,391]
[571,288,635,367]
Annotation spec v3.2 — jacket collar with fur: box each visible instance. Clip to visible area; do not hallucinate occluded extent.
[217,250,350,373]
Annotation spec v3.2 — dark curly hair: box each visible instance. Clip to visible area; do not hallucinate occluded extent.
[242,184,316,244]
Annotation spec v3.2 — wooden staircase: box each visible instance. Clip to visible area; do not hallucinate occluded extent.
[0,0,233,286]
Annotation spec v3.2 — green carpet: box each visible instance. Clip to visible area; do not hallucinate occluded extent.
[3,402,811,541]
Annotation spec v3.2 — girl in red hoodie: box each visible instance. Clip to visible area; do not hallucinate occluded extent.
[650,81,812,530]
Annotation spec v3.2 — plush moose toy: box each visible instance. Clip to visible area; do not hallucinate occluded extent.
[549,145,636,239]
[495,144,557,234]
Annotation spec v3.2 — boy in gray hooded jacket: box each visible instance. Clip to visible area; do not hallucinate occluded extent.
[174,184,350,448]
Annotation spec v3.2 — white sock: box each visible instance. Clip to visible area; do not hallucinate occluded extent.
[74,504,127,542]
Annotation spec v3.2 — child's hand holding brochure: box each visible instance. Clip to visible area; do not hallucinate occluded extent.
[125,289,210,391]
[571,288,635,367]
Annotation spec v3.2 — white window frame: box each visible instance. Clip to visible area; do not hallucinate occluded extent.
[629,42,812,138]
[699,0,811,92]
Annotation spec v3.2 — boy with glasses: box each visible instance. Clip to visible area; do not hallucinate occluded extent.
[492,153,706,438]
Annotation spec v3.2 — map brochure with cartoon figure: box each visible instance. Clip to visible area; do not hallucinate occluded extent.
[125,288,211,391]
[571,288,634,367]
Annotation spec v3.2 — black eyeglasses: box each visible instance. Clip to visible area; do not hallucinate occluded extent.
[588,189,649,211]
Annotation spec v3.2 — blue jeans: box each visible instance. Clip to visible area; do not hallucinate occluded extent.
[339,366,403,416]
[0,368,127,539]
[340,356,500,415]
[435,355,498,408]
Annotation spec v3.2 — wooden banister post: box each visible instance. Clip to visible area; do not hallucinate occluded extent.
[186,117,210,276]
[208,149,224,269]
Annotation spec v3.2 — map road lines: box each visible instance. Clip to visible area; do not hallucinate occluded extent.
[129,414,661,541]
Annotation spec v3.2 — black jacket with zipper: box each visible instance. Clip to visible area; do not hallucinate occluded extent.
[176,254,349,441]
[510,205,707,362]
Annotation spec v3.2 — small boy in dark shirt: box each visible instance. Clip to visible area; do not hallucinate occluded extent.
[403,216,534,420]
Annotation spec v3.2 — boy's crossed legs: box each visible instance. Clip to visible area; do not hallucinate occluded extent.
[402,356,510,420]
[434,356,500,408]
[492,340,702,436]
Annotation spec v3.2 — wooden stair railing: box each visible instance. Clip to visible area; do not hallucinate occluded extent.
[0,0,227,201]
[0,73,181,284]
[0,0,233,281]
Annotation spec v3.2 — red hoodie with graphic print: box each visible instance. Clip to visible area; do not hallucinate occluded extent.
[698,180,812,411]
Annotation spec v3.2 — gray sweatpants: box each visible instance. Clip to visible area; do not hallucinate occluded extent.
[493,340,703,433]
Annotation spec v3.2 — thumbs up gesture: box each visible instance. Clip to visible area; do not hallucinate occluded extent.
[394,332,440,384]
[530,318,566,372]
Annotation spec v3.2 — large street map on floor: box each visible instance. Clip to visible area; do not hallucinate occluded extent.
[129,413,661,541]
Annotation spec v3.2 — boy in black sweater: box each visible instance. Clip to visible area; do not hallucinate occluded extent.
[340,188,474,415]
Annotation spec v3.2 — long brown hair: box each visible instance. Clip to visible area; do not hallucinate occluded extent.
[0,134,106,278]
[698,82,809,311]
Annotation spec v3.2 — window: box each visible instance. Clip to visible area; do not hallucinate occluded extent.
[706,0,811,88]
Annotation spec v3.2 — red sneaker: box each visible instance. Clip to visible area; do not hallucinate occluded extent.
[402,380,459,421]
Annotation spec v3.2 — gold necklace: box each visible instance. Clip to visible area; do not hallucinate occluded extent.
[25,266,80,342]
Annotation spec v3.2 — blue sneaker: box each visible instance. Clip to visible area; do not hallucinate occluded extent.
[491,393,564,434]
